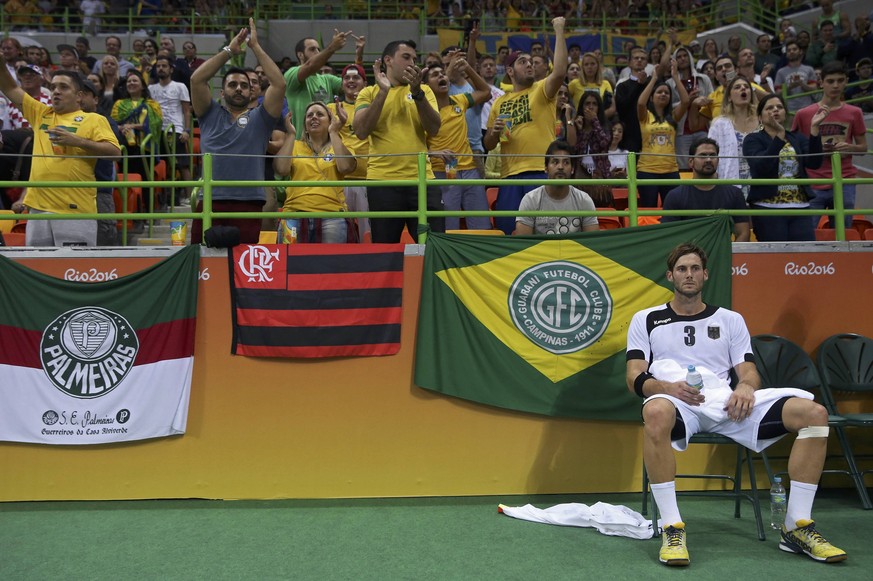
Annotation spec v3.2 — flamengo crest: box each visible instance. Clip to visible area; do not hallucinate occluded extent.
[238,245,280,282]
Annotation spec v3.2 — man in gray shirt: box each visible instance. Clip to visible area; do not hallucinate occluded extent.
[514,140,600,235]
[774,41,817,112]
[190,19,285,244]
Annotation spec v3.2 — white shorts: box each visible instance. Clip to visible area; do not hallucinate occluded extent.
[644,387,813,453]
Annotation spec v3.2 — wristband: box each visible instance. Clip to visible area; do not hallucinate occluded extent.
[222,46,233,56]
[634,371,654,398]
[410,89,425,101]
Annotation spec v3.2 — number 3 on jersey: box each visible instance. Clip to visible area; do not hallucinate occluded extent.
[684,325,695,346]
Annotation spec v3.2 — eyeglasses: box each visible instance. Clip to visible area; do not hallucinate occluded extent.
[715,64,733,71]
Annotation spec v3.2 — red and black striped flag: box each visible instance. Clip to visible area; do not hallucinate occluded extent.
[230,244,405,358]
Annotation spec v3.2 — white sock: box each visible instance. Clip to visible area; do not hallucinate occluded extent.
[786,480,817,530]
[651,481,682,526]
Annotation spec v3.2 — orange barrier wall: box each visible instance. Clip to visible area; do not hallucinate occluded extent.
[0,247,870,502]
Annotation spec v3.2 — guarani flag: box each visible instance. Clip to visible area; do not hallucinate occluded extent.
[414,217,732,421]
[0,246,200,445]
[230,244,405,358]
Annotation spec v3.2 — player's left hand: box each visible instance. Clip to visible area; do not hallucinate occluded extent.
[725,384,756,422]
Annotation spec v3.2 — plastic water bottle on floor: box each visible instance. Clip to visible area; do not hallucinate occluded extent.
[685,365,703,389]
[770,476,787,530]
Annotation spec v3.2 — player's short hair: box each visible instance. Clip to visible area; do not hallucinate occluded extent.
[667,243,708,271]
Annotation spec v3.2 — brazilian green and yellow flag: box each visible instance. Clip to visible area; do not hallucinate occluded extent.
[414,217,732,421]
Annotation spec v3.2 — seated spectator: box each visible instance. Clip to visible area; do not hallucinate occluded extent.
[514,140,599,235]
[743,94,826,242]
[661,137,750,241]
[274,102,357,243]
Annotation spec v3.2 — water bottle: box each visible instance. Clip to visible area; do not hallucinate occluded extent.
[685,365,703,389]
[770,476,787,530]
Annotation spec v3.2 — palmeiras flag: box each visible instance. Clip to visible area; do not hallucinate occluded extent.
[0,246,200,444]
[230,244,405,358]
[414,217,732,421]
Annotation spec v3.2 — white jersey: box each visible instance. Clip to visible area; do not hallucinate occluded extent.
[149,80,190,135]
[626,303,754,384]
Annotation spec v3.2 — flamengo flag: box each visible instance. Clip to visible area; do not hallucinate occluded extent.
[414,217,732,421]
[230,244,405,358]
[0,246,200,445]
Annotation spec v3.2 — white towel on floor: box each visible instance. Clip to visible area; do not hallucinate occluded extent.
[498,502,655,539]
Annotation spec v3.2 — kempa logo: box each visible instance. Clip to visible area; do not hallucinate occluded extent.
[40,307,139,399]
[508,261,612,354]
[238,245,280,282]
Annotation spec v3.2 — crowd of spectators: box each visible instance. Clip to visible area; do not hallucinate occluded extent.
[1,0,245,34]
[0,2,870,247]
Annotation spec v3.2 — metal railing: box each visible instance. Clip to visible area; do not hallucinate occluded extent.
[2,150,871,246]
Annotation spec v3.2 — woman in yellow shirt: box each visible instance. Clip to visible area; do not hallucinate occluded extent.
[273,101,358,243]
[636,60,690,207]
[568,53,616,119]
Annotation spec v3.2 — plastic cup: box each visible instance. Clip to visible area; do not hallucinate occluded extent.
[170,221,187,246]
[281,219,299,244]
[445,159,458,180]
[498,114,512,143]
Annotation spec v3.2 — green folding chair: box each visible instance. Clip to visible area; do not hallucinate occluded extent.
[753,334,871,508]
[642,432,766,541]
[816,333,873,510]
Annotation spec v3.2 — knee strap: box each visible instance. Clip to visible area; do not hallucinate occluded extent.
[797,426,829,439]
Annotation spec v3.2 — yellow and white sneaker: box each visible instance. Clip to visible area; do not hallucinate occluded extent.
[659,522,690,566]
[780,519,847,563]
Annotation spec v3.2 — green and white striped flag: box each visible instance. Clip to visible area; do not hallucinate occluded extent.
[0,247,200,445]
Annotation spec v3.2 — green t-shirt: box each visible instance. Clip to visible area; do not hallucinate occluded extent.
[283,66,343,129]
